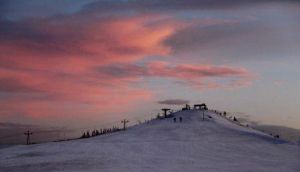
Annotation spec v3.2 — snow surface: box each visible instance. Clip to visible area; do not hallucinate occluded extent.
[0,110,299,172]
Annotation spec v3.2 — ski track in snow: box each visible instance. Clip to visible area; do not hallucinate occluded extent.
[0,110,299,172]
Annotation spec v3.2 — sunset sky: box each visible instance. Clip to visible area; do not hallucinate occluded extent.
[0,0,299,130]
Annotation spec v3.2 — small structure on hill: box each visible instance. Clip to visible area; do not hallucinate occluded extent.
[161,108,171,118]
[194,103,208,110]
[182,104,191,111]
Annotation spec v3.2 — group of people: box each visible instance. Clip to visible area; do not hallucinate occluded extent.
[173,117,183,123]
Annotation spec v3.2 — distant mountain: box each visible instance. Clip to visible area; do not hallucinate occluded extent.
[0,122,75,145]
[253,125,300,143]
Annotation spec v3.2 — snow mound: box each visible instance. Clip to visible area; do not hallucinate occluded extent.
[0,110,299,172]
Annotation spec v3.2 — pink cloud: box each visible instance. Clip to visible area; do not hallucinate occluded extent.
[151,62,254,89]
[147,62,249,78]
[0,15,179,121]
[0,13,254,123]
[0,15,183,73]
[99,61,254,90]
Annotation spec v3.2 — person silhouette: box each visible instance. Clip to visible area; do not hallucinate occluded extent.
[179,117,182,122]
[173,118,176,123]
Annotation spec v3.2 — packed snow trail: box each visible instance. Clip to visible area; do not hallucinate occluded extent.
[0,110,299,172]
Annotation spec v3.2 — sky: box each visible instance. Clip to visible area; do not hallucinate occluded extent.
[0,0,300,131]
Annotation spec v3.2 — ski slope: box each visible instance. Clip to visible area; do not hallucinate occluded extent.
[0,110,299,172]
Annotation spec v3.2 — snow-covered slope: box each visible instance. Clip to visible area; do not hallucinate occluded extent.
[0,110,299,172]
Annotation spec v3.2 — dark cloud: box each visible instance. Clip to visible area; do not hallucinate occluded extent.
[158,99,190,105]
[165,15,300,61]
[0,18,87,60]
[3,0,298,20]
[1,0,299,67]
[96,64,147,78]
[0,0,95,20]
[81,0,299,14]
[165,22,247,53]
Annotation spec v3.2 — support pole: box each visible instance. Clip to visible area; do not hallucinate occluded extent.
[24,130,33,145]
[161,108,170,118]
[121,119,129,130]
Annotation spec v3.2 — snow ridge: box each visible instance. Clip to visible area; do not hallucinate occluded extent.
[0,110,299,172]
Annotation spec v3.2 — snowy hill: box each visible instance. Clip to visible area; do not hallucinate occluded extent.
[0,110,299,172]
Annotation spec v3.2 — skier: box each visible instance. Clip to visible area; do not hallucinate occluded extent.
[179,117,183,122]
